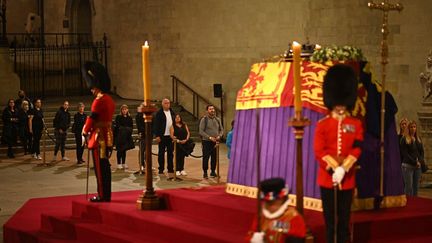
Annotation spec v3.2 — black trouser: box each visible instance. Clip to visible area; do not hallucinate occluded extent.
[54,129,67,157]
[139,136,146,168]
[32,129,42,155]
[75,133,84,161]
[20,130,32,154]
[202,140,216,173]
[158,135,174,173]
[320,187,353,243]
[175,148,186,171]
[117,150,127,164]
[92,148,111,201]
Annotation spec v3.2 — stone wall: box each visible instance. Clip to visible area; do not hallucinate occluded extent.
[5,0,431,131]
[0,47,20,100]
[90,0,309,128]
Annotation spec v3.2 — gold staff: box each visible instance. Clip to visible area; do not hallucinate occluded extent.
[367,0,403,198]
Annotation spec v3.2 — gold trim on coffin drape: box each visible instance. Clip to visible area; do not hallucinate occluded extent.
[226,183,407,211]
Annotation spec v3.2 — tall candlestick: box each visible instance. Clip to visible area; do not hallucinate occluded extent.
[142,41,151,102]
[292,41,302,119]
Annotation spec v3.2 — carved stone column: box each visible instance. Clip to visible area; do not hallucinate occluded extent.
[418,51,432,170]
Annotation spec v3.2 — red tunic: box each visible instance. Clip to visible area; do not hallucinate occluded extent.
[314,114,363,189]
[83,93,115,151]
[246,207,306,242]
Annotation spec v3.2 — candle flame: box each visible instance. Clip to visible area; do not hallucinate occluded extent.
[144,41,149,47]
[293,41,301,47]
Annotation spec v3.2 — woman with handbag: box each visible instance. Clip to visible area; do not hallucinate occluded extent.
[114,104,134,170]
[400,120,424,196]
[170,114,190,176]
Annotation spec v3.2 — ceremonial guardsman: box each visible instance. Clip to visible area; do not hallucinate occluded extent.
[314,64,364,243]
[82,61,116,202]
[247,178,306,243]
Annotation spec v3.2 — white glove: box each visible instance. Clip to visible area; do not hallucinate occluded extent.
[250,232,265,243]
[332,166,346,185]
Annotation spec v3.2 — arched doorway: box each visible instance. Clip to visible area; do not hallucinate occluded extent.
[66,0,94,43]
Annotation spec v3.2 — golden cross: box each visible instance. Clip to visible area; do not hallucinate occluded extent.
[367,0,403,200]
[368,0,403,65]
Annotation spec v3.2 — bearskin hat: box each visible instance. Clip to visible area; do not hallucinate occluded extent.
[259,178,289,201]
[323,64,359,111]
[82,61,111,93]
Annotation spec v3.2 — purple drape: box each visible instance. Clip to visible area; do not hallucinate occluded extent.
[228,107,324,198]
[356,119,405,197]
[228,107,405,200]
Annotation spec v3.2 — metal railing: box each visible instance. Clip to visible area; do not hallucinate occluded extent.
[171,75,221,120]
[8,33,109,98]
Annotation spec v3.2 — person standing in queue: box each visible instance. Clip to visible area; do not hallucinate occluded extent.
[81,61,115,203]
[153,98,176,177]
[72,102,87,165]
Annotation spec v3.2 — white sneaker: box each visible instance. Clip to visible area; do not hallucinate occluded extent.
[37,155,42,160]
[117,164,123,169]
[181,170,188,176]
[176,171,181,176]
[123,164,128,169]
[33,153,37,159]
[62,156,70,161]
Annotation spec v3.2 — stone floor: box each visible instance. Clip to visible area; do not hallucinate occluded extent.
[1,143,432,241]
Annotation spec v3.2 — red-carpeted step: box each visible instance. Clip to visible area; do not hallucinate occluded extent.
[158,186,257,228]
[71,199,246,243]
[40,213,165,243]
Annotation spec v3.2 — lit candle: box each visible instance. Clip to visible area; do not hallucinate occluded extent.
[292,41,302,118]
[142,41,151,103]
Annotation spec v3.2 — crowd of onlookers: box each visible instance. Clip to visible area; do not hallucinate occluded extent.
[398,118,428,196]
[1,91,234,179]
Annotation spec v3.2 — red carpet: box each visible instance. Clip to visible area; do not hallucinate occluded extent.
[3,186,432,242]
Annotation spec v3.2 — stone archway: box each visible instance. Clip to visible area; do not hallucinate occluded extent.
[65,0,95,43]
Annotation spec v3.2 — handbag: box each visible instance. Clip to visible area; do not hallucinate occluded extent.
[184,139,195,156]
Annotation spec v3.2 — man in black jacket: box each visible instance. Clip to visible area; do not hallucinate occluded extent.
[53,101,71,162]
[153,98,176,176]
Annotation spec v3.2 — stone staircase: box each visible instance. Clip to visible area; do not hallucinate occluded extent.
[0,95,199,158]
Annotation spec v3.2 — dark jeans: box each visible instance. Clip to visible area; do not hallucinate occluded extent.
[158,135,173,173]
[32,129,42,155]
[175,148,186,171]
[402,163,421,196]
[320,187,353,243]
[117,150,127,164]
[139,136,146,168]
[75,133,84,161]
[92,148,111,201]
[202,140,216,173]
[54,129,67,157]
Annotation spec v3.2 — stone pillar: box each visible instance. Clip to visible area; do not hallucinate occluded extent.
[0,47,20,100]
[418,103,432,167]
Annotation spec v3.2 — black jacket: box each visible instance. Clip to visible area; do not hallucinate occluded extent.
[152,108,175,138]
[72,112,87,134]
[1,107,19,144]
[53,107,71,131]
[135,112,145,134]
[114,115,134,151]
